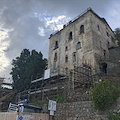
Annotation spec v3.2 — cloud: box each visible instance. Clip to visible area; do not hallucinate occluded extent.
[0,0,120,78]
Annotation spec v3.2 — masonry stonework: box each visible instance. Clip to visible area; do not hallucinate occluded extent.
[48,8,116,75]
[53,97,120,120]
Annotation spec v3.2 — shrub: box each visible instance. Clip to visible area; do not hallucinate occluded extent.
[91,81,119,111]
[108,112,120,120]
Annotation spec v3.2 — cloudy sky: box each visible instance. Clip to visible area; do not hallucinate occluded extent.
[0,0,120,78]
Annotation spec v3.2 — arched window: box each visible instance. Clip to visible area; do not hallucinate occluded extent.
[80,25,84,34]
[65,46,68,51]
[65,55,68,62]
[73,52,76,63]
[76,42,81,50]
[69,31,72,40]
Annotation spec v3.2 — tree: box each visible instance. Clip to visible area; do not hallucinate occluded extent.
[114,28,120,46]
[91,81,119,111]
[10,49,47,91]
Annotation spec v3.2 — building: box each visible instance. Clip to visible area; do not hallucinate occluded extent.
[26,8,119,101]
[48,8,116,75]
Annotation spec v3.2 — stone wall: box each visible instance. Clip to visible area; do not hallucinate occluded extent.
[107,47,120,74]
[53,97,120,120]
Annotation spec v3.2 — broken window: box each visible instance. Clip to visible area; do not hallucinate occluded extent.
[106,32,109,37]
[69,31,72,40]
[65,55,68,62]
[80,25,84,34]
[55,41,58,49]
[65,46,68,51]
[97,25,100,31]
[76,42,81,50]
[73,52,76,63]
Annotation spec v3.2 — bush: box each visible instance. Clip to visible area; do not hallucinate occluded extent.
[91,81,119,111]
[108,112,120,120]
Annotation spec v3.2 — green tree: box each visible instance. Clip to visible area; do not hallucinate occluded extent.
[91,81,119,111]
[10,49,47,91]
[114,28,120,46]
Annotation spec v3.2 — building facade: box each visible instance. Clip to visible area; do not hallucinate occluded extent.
[48,8,116,75]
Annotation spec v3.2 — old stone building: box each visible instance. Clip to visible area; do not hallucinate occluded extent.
[48,8,117,75]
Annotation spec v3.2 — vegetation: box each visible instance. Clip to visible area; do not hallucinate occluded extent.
[1,92,17,111]
[91,81,119,111]
[56,93,66,103]
[29,97,46,106]
[108,112,120,120]
[114,28,120,46]
[10,49,47,91]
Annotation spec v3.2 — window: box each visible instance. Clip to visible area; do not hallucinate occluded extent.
[111,36,115,43]
[54,60,57,69]
[73,52,76,63]
[55,41,58,49]
[54,52,57,60]
[54,52,57,69]
[69,31,72,40]
[76,42,81,50]
[65,46,68,51]
[97,25,100,31]
[106,32,109,37]
[107,41,110,48]
[65,55,68,62]
[104,50,106,57]
[80,25,84,34]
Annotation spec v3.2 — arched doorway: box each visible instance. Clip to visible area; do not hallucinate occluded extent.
[100,62,107,74]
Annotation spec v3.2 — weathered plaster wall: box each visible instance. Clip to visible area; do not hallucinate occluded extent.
[48,9,116,75]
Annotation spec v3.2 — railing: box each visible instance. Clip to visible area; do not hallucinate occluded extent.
[50,8,90,36]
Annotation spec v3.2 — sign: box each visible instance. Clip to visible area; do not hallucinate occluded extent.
[44,69,50,79]
[48,100,56,111]
[16,114,34,120]
[50,110,54,116]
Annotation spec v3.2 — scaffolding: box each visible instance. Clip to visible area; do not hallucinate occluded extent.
[19,64,97,102]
